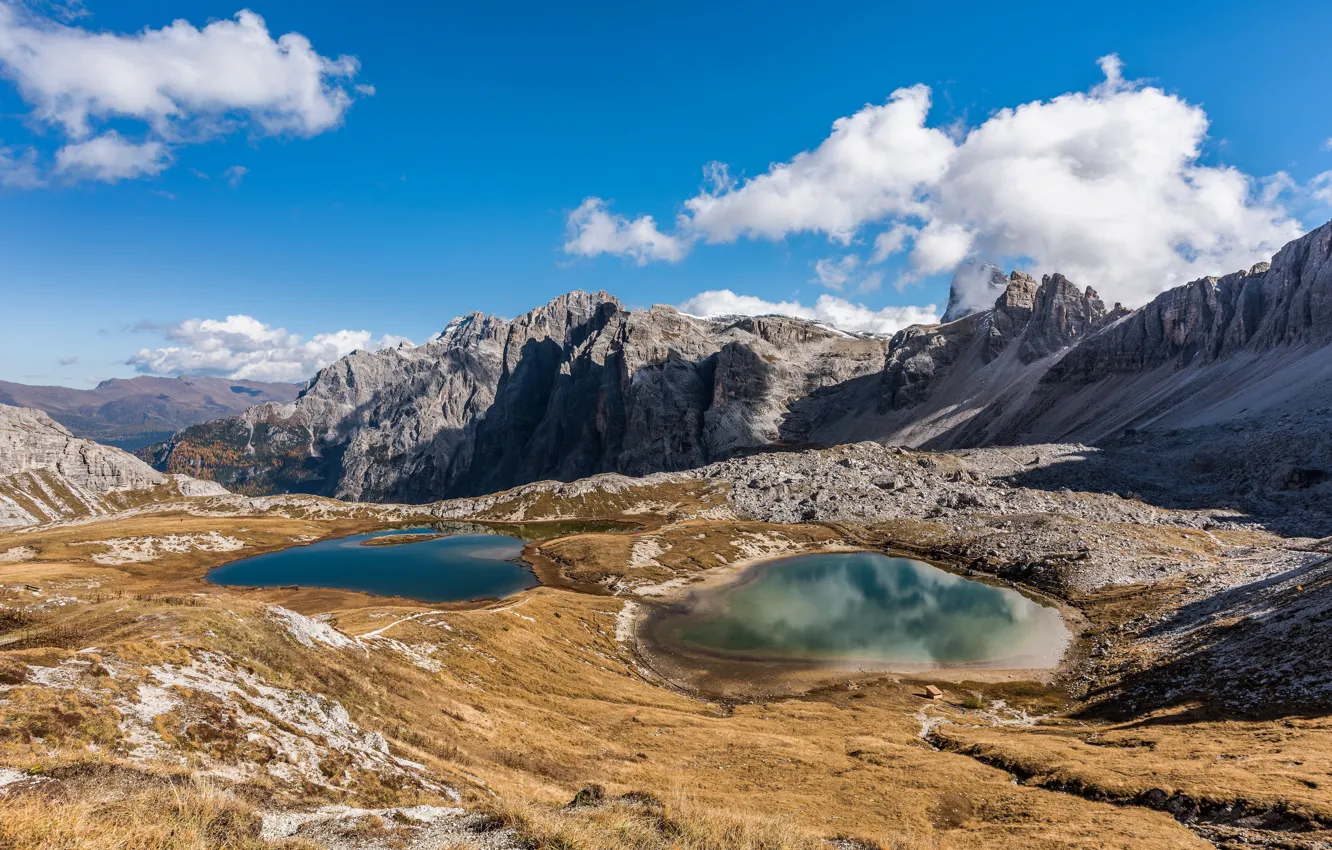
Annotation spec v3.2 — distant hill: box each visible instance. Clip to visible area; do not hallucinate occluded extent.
[0,375,301,450]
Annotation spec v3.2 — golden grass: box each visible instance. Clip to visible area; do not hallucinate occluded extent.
[485,790,847,850]
[0,482,1316,849]
[0,773,281,850]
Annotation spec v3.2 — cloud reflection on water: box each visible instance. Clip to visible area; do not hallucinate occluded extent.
[678,552,1067,666]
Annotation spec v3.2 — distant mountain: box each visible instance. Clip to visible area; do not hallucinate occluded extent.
[0,403,227,528]
[146,220,1332,504]
[0,375,300,449]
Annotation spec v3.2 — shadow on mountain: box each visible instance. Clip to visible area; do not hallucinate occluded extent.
[1077,551,1332,722]
[992,425,1332,539]
[438,309,782,500]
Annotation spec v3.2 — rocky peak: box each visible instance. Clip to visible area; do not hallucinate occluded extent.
[1048,219,1332,382]
[1017,273,1109,363]
[985,271,1040,360]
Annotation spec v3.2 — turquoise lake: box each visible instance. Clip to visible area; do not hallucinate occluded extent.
[648,551,1069,669]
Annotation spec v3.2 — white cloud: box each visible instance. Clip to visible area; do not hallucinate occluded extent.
[570,56,1315,307]
[870,223,916,263]
[55,132,169,181]
[908,221,973,275]
[679,289,937,336]
[563,197,687,265]
[684,84,953,244]
[127,315,411,383]
[1312,172,1332,206]
[0,143,41,187]
[813,254,881,293]
[224,164,247,187]
[0,4,365,183]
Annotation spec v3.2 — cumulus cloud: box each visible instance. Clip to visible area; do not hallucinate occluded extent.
[569,56,1315,306]
[127,315,411,383]
[54,132,169,181]
[563,197,687,265]
[678,290,937,336]
[0,4,366,183]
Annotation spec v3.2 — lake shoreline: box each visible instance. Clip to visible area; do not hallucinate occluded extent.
[630,547,1076,700]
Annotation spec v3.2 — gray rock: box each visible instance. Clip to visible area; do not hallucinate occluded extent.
[0,403,226,527]
[151,293,888,502]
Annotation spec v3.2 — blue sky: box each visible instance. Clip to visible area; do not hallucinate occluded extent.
[2,0,1331,385]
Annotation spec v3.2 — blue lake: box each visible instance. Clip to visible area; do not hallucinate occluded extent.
[206,526,536,602]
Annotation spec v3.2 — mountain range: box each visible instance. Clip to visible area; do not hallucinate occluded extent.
[142,220,1332,503]
[0,375,300,450]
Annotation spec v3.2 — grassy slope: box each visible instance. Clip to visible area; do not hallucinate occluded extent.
[0,486,1322,848]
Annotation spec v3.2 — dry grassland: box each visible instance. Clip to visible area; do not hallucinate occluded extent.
[0,486,1323,849]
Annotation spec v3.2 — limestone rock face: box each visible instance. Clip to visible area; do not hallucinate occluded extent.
[150,293,889,502]
[147,221,1332,500]
[0,403,227,527]
[985,271,1039,361]
[1048,221,1332,382]
[1018,275,1108,363]
[0,404,166,492]
[867,271,1109,421]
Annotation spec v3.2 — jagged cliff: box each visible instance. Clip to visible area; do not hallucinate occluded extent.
[149,221,1332,501]
[147,293,888,501]
[0,404,227,527]
[793,220,1332,449]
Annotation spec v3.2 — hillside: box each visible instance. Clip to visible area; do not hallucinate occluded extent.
[0,403,227,528]
[0,375,300,450]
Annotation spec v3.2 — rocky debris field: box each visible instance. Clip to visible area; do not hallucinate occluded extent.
[699,440,1275,592]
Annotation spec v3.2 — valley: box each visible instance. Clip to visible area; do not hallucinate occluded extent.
[0,225,1330,848]
[6,6,1332,848]
[0,429,1329,849]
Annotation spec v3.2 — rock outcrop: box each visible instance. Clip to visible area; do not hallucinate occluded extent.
[148,293,888,502]
[0,404,227,527]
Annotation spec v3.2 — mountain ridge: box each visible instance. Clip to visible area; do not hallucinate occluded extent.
[146,220,1332,502]
[0,402,228,527]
